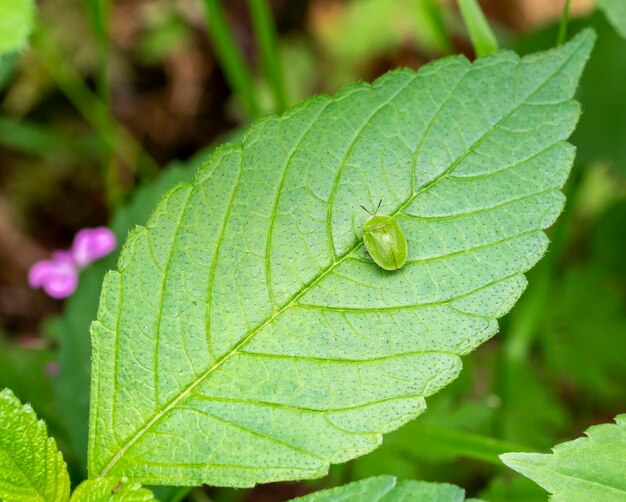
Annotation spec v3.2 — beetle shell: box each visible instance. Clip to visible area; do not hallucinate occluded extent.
[362,214,408,271]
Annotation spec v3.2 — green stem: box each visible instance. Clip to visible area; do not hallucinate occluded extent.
[190,488,213,502]
[83,0,111,103]
[31,23,159,202]
[457,0,499,57]
[407,423,532,464]
[248,0,288,112]
[416,0,453,55]
[201,0,260,118]
[83,0,124,206]
[557,0,572,46]
[0,117,98,157]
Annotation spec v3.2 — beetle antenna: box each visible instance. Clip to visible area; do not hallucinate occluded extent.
[360,205,372,215]
[376,199,382,213]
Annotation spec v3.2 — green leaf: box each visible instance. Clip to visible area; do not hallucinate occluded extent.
[597,0,626,38]
[501,414,626,502]
[70,478,155,501]
[89,31,594,487]
[291,476,473,501]
[0,389,70,502]
[0,0,34,55]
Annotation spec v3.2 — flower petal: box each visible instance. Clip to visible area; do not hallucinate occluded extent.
[71,227,117,267]
[28,259,78,299]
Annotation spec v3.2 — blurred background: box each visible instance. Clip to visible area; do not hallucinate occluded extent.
[0,0,625,500]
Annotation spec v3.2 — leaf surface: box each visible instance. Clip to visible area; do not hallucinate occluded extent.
[291,476,474,501]
[0,389,70,502]
[89,31,594,487]
[501,414,626,502]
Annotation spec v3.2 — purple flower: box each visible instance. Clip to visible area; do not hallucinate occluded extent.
[28,227,117,299]
[72,227,118,267]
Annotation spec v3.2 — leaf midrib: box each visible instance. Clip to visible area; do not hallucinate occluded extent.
[98,38,585,477]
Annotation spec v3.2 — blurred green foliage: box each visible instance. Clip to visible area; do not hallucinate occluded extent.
[597,0,626,38]
[0,0,34,55]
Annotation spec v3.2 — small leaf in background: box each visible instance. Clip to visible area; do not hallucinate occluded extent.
[0,0,34,55]
[597,0,626,38]
[69,477,155,501]
[501,414,626,502]
[291,475,475,501]
[89,31,594,487]
[0,388,70,502]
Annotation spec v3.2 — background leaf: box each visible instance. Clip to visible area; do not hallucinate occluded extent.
[291,475,474,501]
[597,0,626,38]
[0,0,34,55]
[89,31,594,487]
[0,388,70,502]
[501,414,626,502]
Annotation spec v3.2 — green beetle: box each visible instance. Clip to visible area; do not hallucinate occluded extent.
[360,201,408,271]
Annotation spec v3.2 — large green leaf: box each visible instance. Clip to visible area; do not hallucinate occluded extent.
[0,389,70,501]
[597,0,626,38]
[88,31,594,487]
[291,475,476,501]
[501,414,626,501]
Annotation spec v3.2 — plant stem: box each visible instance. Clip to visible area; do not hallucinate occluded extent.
[190,488,213,502]
[407,423,532,464]
[416,0,453,55]
[248,0,288,112]
[0,117,98,157]
[201,0,260,118]
[457,0,499,58]
[31,23,159,203]
[83,0,125,206]
[558,0,572,46]
[83,0,111,103]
